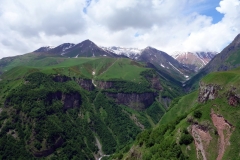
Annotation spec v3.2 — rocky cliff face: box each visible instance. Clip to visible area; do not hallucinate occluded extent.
[52,75,95,91]
[52,75,160,110]
[95,81,114,89]
[198,82,220,103]
[74,78,95,91]
[47,91,81,110]
[105,92,155,110]
[198,81,240,106]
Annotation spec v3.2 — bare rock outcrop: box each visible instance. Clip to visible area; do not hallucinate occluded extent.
[47,91,81,110]
[228,95,239,106]
[95,81,114,89]
[105,92,155,110]
[74,78,95,91]
[198,82,220,103]
[52,75,95,91]
[191,125,212,160]
[227,88,240,106]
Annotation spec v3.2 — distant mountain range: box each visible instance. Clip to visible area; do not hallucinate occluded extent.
[172,51,217,72]
[34,42,216,74]
[33,40,204,81]
[100,47,217,71]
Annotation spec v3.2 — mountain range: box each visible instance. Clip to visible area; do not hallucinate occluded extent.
[32,40,217,81]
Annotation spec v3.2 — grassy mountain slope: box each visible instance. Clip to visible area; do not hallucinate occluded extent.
[112,67,240,160]
[0,56,183,159]
[0,53,99,74]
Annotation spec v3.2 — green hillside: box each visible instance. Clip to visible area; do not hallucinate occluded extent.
[0,55,184,159]
[112,67,240,160]
[0,53,97,73]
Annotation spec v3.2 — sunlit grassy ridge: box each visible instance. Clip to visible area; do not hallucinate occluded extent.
[202,67,240,85]
[1,56,150,83]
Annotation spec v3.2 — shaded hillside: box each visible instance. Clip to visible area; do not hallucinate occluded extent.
[111,67,240,160]
[138,47,195,82]
[186,33,240,90]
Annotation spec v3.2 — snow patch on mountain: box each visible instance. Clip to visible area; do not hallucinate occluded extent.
[168,62,184,75]
[34,46,55,52]
[62,44,75,52]
[171,51,217,72]
[100,46,142,59]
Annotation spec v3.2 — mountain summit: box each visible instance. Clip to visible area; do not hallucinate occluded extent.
[33,40,119,58]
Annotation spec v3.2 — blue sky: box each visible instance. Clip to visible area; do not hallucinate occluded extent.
[0,0,239,58]
[200,0,224,24]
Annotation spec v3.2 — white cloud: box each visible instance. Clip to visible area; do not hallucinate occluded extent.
[0,0,240,59]
[180,0,240,52]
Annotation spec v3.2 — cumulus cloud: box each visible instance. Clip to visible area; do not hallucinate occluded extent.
[0,0,240,58]
[180,0,240,52]
[87,0,185,30]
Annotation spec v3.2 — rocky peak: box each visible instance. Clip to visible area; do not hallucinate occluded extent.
[78,39,97,48]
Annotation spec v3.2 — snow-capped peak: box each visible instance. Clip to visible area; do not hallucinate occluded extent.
[100,46,143,59]
[170,51,217,72]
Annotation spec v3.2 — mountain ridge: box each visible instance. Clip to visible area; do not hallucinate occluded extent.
[172,51,217,72]
[185,33,240,90]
